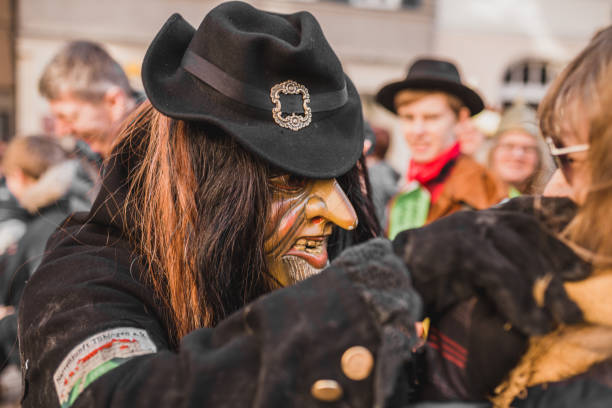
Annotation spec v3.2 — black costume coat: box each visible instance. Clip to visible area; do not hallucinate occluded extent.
[408,197,612,407]
[17,153,421,408]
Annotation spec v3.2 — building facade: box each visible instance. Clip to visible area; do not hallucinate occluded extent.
[9,0,612,172]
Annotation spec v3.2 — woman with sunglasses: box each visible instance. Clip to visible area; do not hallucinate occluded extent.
[488,102,555,197]
[489,25,612,407]
[389,25,612,408]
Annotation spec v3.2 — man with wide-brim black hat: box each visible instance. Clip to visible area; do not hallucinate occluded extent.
[376,58,506,239]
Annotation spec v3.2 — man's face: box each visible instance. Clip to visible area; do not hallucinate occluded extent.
[397,93,459,163]
[264,175,358,287]
[48,92,114,157]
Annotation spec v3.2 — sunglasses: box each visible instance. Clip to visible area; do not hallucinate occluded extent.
[546,137,589,181]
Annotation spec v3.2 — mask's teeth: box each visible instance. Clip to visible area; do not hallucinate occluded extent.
[293,238,324,252]
[305,245,322,254]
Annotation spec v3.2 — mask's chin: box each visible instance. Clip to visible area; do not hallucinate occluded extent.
[281,255,327,286]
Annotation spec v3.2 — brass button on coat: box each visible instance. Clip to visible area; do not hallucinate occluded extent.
[341,346,374,381]
[311,379,343,402]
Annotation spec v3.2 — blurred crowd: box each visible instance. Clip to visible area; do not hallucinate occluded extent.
[366,61,554,237]
[0,3,611,407]
[0,41,137,406]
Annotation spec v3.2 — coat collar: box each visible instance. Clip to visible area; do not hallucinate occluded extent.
[427,155,506,222]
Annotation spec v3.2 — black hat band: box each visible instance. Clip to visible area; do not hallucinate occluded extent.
[182,50,349,114]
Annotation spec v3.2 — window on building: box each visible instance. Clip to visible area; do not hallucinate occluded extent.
[500,58,559,110]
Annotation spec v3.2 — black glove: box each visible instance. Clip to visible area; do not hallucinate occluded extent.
[491,195,578,234]
[333,238,422,331]
[332,238,423,406]
[392,199,591,336]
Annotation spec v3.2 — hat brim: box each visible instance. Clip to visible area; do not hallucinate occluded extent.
[142,14,363,179]
[375,77,484,116]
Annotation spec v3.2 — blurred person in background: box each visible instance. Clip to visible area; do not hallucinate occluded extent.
[0,181,27,256]
[0,135,92,405]
[376,58,506,238]
[0,141,29,258]
[488,102,554,197]
[0,142,27,407]
[364,124,399,226]
[457,108,502,164]
[0,135,91,302]
[0,188,28,260]
[39,41,141,166]
[455,111,485,158]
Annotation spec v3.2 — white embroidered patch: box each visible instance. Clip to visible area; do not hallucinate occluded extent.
[53,327,157,407]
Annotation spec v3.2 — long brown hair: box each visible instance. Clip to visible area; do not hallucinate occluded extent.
[115,101,273,342]
[539,26,612,260]
[112,101,379,344]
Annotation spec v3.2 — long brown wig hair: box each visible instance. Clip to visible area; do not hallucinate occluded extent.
[112,100,380,344]
[539,26,612,263]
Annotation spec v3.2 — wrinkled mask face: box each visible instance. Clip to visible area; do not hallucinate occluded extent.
[264,174,358,287]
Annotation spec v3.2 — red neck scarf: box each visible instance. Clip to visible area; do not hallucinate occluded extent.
[407,142,461,204]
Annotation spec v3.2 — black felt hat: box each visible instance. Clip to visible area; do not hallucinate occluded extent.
[141,1,364,179]
[375,58,484,116]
